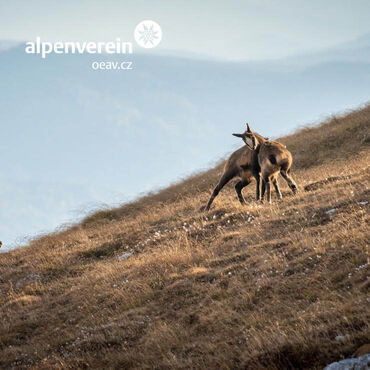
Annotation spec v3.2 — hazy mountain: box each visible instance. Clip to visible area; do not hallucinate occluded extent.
[1,35,369,249]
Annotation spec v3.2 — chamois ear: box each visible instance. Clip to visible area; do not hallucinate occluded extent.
[232,133,243,138]
[246,123,252,132]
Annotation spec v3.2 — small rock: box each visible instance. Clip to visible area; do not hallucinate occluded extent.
[118,253,132,260]
[324,353,370,370]
[335,335,349,342]
[357,201,368,206]
[326,209,336,215]
[16,274,43,288]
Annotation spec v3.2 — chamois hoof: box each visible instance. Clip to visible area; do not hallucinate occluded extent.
[291,185,298,194]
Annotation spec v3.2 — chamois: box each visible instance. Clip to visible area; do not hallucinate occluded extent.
[233,124,298,203]
[204,125,265,211]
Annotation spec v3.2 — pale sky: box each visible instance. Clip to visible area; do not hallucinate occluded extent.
[1,0,370,60]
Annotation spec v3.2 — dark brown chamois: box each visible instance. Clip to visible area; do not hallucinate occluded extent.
[204,125,265,211]
[233,124,298,203]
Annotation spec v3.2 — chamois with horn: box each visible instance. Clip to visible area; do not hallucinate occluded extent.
[204,124,298,210]
[204,125,264,211]
[233,124,298,203]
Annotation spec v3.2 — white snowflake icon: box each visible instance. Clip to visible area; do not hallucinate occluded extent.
[134,20,162,49]
[139,24,158,45]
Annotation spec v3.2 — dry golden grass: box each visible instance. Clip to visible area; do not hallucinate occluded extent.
[0,105,369,369]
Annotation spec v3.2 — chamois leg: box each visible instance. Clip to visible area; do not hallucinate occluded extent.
[204,172,234,211]
[263,176,271,204]
[280,170,298,194]
[261,178,266,202]
[272,175,282,200]
[254,174,261,201]
[235,179,251,205]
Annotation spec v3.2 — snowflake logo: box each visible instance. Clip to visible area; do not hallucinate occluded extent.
[134,20,162,49]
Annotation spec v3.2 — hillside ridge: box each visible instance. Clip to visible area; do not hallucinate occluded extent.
[0,105,369,369]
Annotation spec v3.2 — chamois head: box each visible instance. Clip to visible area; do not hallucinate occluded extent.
[232,123,257,150]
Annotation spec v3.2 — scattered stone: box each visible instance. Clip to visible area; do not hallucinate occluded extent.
[335,335,349,342]
[357,201,368,206]
[324,353,370,370]
[118,253,132,260]
[16,274,44,288]
[326,209,337,215]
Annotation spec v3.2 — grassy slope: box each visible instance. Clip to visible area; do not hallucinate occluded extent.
[1,105,369,369]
